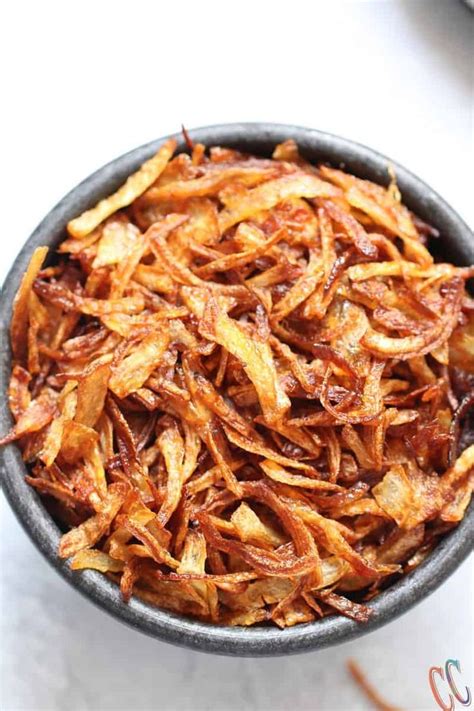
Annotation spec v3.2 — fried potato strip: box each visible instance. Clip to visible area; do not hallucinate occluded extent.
[67,140,176,237]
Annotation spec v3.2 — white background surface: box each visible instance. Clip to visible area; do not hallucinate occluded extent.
[0,1,473,709]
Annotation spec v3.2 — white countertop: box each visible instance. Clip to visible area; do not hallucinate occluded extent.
[1,1,472,709]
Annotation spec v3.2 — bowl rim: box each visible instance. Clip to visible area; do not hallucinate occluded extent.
[1,122,473,657]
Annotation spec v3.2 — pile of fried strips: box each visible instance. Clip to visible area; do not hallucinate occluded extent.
[2,136,473,628]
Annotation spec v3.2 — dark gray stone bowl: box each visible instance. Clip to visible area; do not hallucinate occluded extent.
[1,123,473,656]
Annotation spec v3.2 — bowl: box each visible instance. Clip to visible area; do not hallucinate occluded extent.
[1,123,473,656]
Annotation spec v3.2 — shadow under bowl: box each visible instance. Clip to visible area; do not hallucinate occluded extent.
[1,123,473,657]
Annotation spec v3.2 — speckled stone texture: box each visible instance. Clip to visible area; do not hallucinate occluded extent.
[1,123,473,656]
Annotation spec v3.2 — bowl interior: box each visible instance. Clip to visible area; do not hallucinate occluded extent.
[1,123,472,656]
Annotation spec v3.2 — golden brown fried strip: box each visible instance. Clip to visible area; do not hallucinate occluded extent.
[347,659,403,711]
[67,140,176,237]
[10,247,48,363]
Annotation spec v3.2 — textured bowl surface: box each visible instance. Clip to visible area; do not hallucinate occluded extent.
[1,123,473,656]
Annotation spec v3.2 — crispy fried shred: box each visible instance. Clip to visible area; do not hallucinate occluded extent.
[2,137,472,628]
[347,659,403,711]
